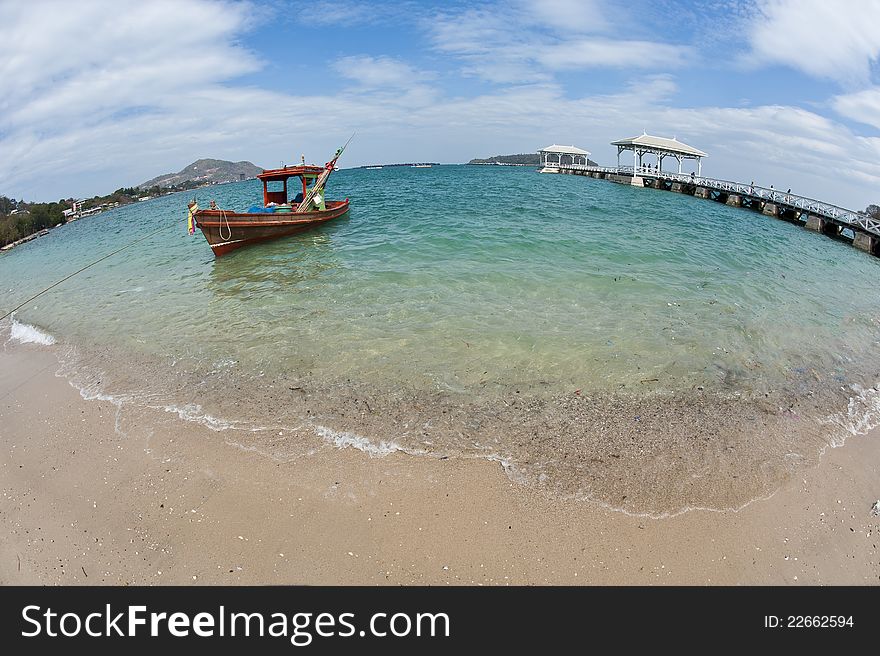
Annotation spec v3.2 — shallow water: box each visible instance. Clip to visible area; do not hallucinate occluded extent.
[2,165,879,515]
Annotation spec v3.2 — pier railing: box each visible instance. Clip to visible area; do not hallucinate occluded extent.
[557,164,880,238]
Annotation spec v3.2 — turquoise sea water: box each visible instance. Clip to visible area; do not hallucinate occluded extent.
[2,165,879,514]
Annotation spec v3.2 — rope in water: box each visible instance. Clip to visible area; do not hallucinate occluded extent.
[0,223,174,323]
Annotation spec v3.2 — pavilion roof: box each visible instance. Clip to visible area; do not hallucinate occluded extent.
[610,133,707,158]
[538,144,591,156]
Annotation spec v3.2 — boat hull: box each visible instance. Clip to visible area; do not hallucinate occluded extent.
[194,200,350,256]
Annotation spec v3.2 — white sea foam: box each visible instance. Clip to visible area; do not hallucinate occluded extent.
[160,403,234,431]
[8,317,56,345]
[485,454,530,485]
[72,379,130,437]
[314,424,402,457]
[822,382,880,445]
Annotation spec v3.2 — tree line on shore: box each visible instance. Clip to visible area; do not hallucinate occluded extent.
[0,196,67,247]
[0,180,206,248]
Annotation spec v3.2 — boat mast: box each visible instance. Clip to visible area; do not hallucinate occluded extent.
[294,135,354,213]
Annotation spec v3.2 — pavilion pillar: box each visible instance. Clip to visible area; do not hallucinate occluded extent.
[697,159,702,177]
[677,156,682,174]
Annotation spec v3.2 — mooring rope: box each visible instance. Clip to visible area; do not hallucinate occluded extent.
[0,223,173,323]
[218,208,231,241]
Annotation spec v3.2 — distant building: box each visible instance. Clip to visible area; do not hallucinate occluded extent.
[611,132,707,176]
[538,144,591,167]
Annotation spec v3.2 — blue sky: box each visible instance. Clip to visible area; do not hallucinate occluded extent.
[2,0,880,209]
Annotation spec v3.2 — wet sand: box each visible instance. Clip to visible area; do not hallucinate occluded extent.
[1,343,879,585]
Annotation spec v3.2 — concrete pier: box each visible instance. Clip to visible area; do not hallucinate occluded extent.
[556,162,880,259]
[854,232,877,254]
[806,215,841,237]
[805,215,825,232]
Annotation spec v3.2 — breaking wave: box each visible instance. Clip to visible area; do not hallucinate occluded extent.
[7,316,56,345]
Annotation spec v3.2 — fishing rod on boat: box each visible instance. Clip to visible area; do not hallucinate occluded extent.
[0,223,174,323]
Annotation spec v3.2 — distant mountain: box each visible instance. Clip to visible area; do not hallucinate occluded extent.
[138,158,263,189]
[468,153,540,165]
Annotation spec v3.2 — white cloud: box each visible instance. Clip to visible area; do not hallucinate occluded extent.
[2,0,880,213]
[832,87,880,129]
[744,0,880,84]
[0,0,272,197]
[523,0,608,33]
[427,2,692,83]
[333,55,433,88]
[409,78,880,208]
[0,1,260,117]
[536,39,693,70]
[293,0,415,26]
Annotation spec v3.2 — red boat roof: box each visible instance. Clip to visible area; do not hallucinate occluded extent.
[258,165,323,181]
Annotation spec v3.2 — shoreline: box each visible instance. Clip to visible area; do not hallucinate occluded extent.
[1,342,879,585]
[33,327,877,518]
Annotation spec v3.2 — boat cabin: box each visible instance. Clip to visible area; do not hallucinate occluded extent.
[258,165,324,206]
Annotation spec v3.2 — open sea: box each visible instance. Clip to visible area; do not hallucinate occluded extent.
[2,164,879,516]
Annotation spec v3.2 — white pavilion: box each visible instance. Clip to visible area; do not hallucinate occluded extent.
[538,144,591,167]
[610,133,707,176]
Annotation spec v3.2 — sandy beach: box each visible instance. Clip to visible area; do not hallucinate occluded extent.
[1,340,878,586]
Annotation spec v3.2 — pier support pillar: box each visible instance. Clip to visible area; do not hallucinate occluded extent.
[854,232,877,254]
[671,182,683,193]
[695,187,710,199]
[762,203,778,217]
[805,215,825,232]
[630,176,644,187]
[726,194,742,207]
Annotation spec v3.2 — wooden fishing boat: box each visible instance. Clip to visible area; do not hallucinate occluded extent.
[188,145,350,256]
